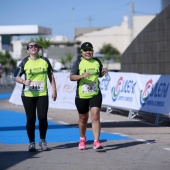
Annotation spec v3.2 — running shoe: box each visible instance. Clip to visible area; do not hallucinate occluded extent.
[39,139,50,151]
[28,142,37,152]
[93,140,103,149]
[78,137,86,150]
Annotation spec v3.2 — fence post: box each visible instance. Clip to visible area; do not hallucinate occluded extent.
[106,106,112,115]
[155,113,160,126]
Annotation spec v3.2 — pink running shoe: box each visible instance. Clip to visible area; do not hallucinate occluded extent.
[78,137,86,150]
[93,140,103,149]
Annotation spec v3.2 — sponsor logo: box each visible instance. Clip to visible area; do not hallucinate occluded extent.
[140,79,153,105]
[140,79,169,107]
[111,77,136,102]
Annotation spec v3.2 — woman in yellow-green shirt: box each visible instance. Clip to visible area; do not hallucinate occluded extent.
[15,41,57,152]
[70,42,108,150]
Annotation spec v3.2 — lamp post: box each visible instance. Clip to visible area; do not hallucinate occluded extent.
[72,7,75,40]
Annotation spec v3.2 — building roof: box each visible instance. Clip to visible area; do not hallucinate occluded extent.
[0,25,52,35]
[75,27,106,38]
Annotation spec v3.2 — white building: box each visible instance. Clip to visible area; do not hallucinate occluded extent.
[0,15,156,71]
[75,15,156,54]
[11,40,26,60]
[0,25,51,59]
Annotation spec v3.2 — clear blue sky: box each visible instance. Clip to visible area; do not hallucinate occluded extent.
[0,0,161,40]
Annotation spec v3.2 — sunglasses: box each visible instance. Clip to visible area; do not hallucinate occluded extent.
[83,49,93,52]
[28,44,38,49]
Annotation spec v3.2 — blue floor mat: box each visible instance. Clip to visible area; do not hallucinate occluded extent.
[0,93,11,100]
[0,109,132,144]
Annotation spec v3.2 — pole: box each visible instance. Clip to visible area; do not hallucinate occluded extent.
[88,16,92,27]
[72,7,75,40]
[130,1,134,42]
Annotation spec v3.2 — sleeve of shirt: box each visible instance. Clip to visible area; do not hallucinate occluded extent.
[18,62,24,76]
[43,57,53,73]
[17,57,28,77]
[19,57,30,77]
[70,59,80,75]
[94,58,103,77]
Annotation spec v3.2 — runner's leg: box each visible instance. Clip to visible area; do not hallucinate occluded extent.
[37,96,49,140]
[75,97,89,138]
[22,96,37,143]
[89,93,102,140]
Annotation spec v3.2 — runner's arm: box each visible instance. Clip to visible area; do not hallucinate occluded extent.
[70,72,90,81]
[48,73,57,101]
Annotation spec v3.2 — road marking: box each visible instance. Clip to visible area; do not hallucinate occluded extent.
[164,148,170,151]
[56,121,70,125]
[136,139,153,144]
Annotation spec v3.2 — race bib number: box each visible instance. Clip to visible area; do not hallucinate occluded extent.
[82,82,97,93]
[24,81,44,92]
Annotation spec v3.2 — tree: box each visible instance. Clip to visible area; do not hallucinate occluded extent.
[58,53,74,71]
[65,53,73,70]
[0,51,16,73]
[59,56,67,70]
[30,36,51,56]
[99,43,120,62]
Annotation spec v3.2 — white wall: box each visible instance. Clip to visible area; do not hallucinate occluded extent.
[11,40,25,60]
[133,15,156,39]
[76,15,155,54]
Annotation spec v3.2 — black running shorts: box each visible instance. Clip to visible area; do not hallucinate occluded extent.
[75,92,102,114]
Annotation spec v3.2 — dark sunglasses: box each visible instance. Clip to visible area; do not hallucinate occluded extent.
[28,44,38,49]
[83,48,93,52]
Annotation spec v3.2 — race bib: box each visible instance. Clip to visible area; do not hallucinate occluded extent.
[24,81,44,92]
[82,82,97,93]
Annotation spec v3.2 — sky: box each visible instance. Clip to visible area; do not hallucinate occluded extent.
[0,0,162,40]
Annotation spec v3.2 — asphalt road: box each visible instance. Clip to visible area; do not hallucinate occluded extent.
[0,85,170,170]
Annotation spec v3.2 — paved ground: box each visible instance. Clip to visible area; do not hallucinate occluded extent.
[0,85,170,170]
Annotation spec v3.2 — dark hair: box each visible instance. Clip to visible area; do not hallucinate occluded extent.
[26,41,39,50]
